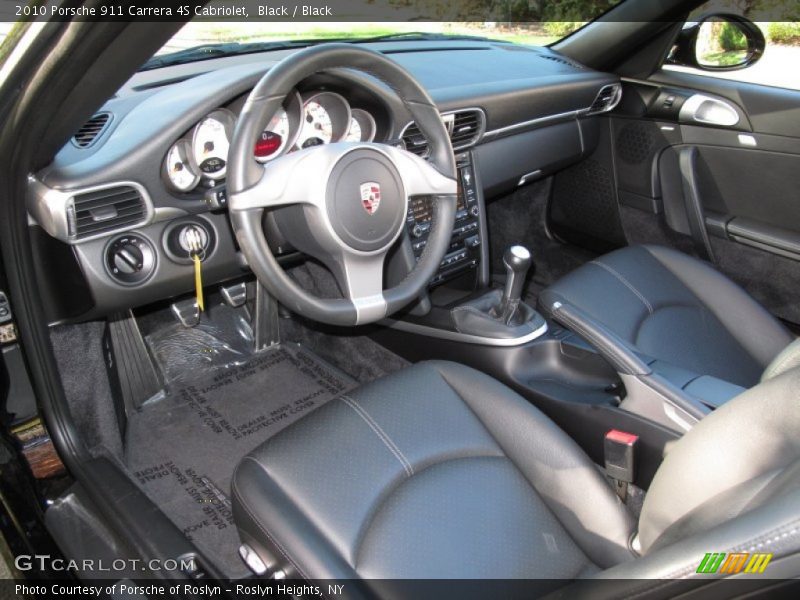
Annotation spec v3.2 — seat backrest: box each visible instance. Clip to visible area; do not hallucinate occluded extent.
[637,365,800,554]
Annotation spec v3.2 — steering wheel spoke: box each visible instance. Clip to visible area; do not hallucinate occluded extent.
[228,148,330,211]
[382,145,458,198]
[332,251,388,324]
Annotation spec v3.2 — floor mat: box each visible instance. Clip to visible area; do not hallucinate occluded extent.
[124,343,357,578]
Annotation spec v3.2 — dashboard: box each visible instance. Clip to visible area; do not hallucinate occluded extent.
[27,40,620,323]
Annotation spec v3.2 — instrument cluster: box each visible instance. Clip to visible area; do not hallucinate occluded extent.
[163,90,378,194]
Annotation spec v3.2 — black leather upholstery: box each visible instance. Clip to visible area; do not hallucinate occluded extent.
[450,289,546,339]
[233,360,800,590]
[232,361,636,581]
[539,245,793,387]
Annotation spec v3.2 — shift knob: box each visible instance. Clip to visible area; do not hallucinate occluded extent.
[498,245,532,324]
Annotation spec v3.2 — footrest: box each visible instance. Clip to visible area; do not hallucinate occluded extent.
[106,310,164,416]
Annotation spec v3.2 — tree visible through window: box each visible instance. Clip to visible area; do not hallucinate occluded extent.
[664,0,800,90]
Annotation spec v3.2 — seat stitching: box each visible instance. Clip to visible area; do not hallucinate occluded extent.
[343,395,414,475]
[590,260,654,315]
[620,517,800,599]
[341,396,414,476]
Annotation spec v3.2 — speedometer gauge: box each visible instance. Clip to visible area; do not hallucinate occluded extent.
[191,109,235,179]
[164,140,200,192]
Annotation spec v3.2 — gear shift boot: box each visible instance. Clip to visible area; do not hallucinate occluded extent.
[451,289,546,340]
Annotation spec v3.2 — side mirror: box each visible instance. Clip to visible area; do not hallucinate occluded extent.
[667,13,765,71]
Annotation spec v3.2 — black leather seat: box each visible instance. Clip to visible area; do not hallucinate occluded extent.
[539,244,794,387]
[232,359,800,594]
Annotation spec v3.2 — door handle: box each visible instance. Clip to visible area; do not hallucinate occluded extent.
[679,94,740,127]
[678,146,715,262]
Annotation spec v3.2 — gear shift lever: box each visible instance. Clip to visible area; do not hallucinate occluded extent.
[496,245,532,325]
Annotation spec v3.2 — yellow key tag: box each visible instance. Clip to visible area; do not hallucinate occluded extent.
[193,253,205,312]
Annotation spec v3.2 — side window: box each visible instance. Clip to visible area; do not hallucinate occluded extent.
[662,1,800,91]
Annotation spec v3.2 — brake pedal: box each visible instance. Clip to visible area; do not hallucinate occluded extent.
[171,298,200,328]
[221,282,247,308]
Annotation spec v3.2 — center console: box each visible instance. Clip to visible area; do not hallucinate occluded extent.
[405,151,484,287]
[377,154,682,492]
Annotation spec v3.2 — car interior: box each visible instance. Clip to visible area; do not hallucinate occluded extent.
[2,0,800,597]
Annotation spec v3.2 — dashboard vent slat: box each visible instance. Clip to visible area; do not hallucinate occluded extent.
[72,112,112,148]
[401,109,485,158]
[450,111,482,146]
[70,185,147,240]
[540,54,585,70]
[401,122,429,157]
[587,84,622,115]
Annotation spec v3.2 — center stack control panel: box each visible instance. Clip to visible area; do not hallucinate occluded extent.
[406,152,481,286]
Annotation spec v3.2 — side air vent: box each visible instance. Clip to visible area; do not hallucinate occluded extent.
[400,122,429,157]
[540,54,585,69]
[401,108,486,157]
[69,185,147,240]
[587,84,622,115]
[72,112,112,148]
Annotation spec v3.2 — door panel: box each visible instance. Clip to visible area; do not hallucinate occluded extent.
[597,73,800,325]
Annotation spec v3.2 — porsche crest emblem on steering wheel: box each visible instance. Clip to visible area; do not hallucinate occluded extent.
[360,181,381,215]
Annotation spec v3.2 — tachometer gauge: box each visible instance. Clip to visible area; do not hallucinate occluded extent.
[345,109,377,142]
[191,108,235,179]
[254,91,303,163]
[255,109,290,161]
[296,92,351,149]
[164,140,200,192]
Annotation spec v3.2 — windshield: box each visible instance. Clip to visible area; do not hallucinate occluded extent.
[150,0,626,68]
[157,23,562,58]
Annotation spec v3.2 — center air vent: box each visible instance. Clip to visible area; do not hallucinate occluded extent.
[401,108,485,157]
[587,84,622,115]
[69,185,148,240]
[72,112,112,148]
[450,111,483,146]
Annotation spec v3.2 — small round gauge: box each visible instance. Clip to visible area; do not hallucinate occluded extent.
[296,92,351,149]
[164,140,200,192]
[191,108,235,179]
[345,108,377,142]
[254,91,303,163]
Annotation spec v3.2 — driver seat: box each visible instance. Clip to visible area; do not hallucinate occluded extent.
[232,360,800,593]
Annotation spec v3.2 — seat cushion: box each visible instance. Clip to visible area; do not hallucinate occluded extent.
[539,245,792,387]
[232,360,635,580]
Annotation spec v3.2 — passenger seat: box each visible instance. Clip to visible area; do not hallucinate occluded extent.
[539,244,796,389]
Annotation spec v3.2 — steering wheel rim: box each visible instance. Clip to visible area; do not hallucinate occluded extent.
[227,44,457,326]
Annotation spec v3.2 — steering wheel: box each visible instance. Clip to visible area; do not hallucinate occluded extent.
[227,44,457,326]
